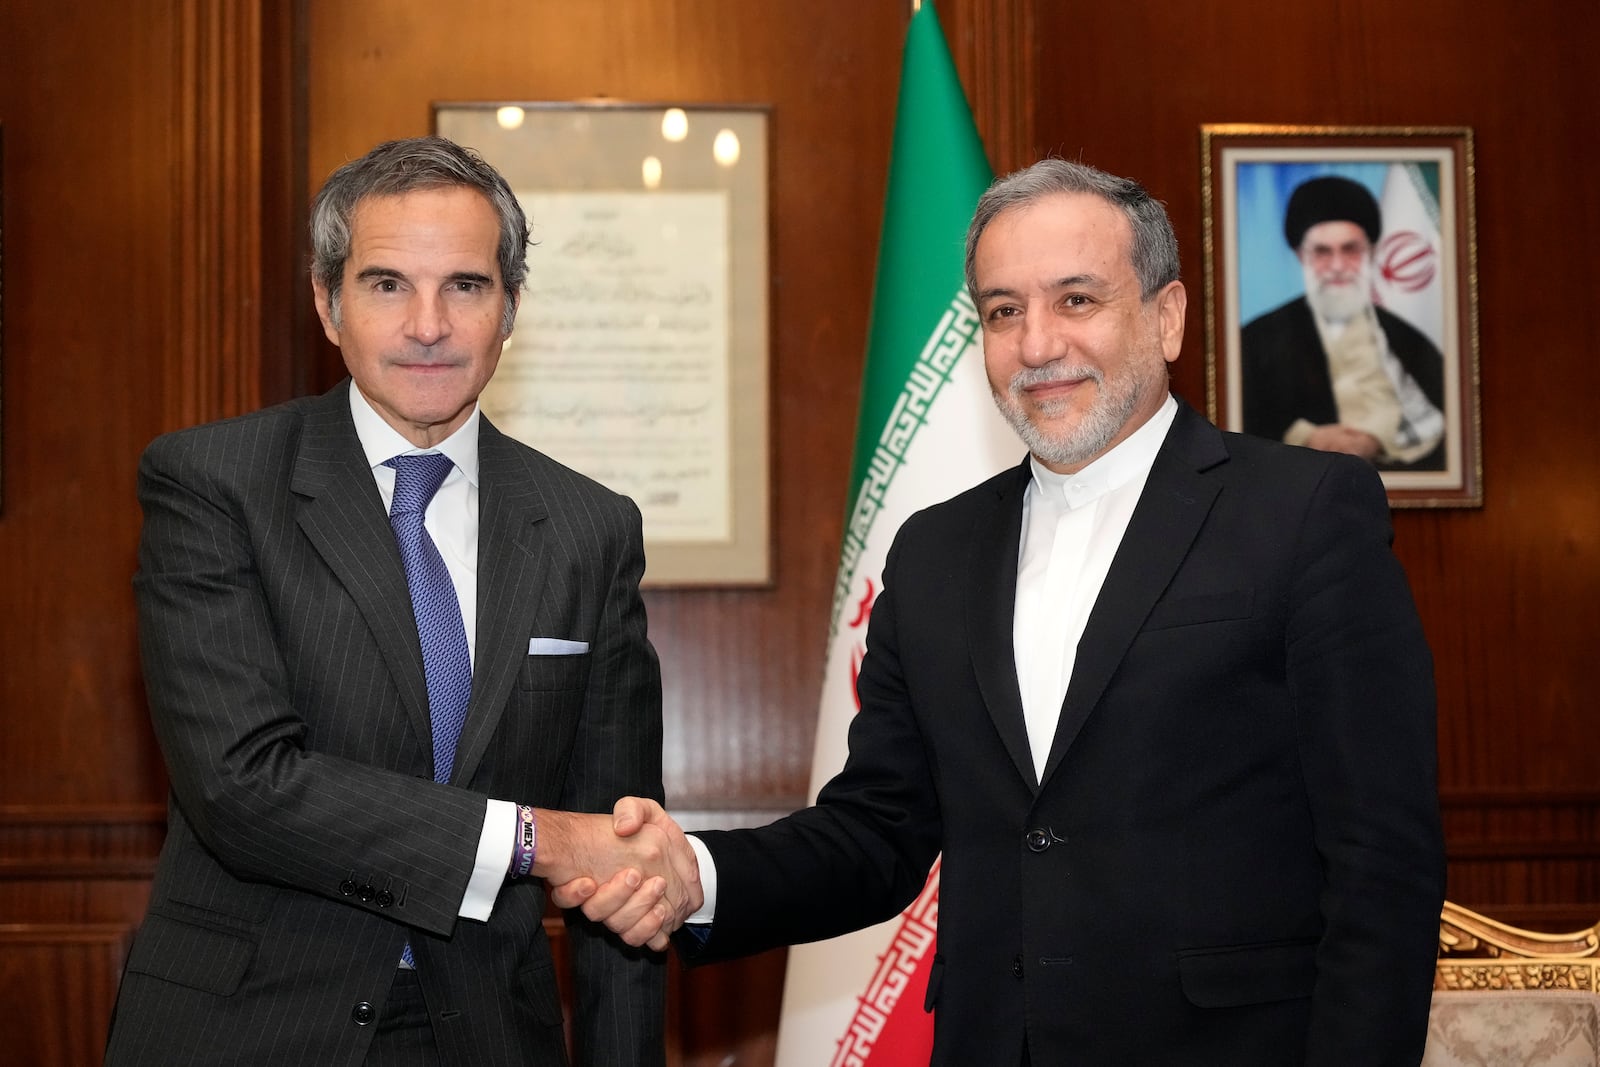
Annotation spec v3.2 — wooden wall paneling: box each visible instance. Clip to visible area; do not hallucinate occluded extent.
[258,0,314,407]
[1443,790,1600,929]
[0,0,176,816]
[1027,0,1600,925]
[940,0,1038,175]
[0,0,296,808]
[0,924,133,1067]
[0,805,165,882]
[171,0,267,428]
[0,0,179,1036]
[673,948,787,1067]
[0,0,304,1059]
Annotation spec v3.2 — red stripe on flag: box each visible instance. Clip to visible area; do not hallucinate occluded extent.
[828,860,941,1066]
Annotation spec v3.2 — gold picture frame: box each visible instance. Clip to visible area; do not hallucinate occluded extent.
[435,101,771,584]
[1201,124,1481,507]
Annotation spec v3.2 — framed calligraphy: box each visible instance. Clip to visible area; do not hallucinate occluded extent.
[1201,125,1481,507]
[435,101,771,583]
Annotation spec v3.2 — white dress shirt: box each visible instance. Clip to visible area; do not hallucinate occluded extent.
[686,395,1180,923]
[349,385,514,924]
[1013,395,1176,779]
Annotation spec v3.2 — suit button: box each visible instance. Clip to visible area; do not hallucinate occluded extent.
[357,884,376,903]
[1012,954,1024,978]
[338,878,357,896]
[376,889,395,909]
[352,1001,376,1025]
[1025,828,1051,852]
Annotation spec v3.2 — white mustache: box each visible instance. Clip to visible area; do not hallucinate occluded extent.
[1008,364,1104,396]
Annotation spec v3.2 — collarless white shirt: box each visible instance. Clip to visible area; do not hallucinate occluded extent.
[349,384,511,925]
[1012,395,1177,780]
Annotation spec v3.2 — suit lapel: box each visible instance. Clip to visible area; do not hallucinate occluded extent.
[449,419,550,786]
[1037,402,1227,787]
[290,382,434,755]
[966,459,1038,791]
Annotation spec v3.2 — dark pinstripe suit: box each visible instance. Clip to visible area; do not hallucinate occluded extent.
[106,379,665,1066]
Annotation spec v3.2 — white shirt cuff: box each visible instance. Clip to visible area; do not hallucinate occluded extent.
[685,833,718,925]
[461,799,517,922]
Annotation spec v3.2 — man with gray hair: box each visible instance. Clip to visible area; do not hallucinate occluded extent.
[566,158,1444,1065]
[106,136,698,1066]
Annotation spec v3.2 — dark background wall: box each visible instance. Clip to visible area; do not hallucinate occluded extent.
[1,1,1594,1062]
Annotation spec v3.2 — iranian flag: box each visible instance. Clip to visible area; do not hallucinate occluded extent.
[1372,162,1446,351]
[773,4,1018,1064]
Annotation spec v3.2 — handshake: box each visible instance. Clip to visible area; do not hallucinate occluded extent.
[535,798,702,952]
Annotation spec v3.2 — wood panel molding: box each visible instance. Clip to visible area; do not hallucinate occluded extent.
[0,923,133,1066]
[169,0,267,429]
[1441,790,1600,861]
[944,0,1037,174]
[0,805,166,879]
[1440,790,1600,809]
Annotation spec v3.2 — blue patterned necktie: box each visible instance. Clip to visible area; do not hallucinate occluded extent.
[385,453,473,784]
[386,453,471,970]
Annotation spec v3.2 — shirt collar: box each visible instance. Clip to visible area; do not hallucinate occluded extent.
[1028,394,1177,510]
[349,382,481,488]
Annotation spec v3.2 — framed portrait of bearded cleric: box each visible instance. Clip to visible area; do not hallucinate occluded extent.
[1201,125,1481,507]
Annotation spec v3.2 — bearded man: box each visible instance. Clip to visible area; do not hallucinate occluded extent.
[1241,175,1446,469]
[559,159,1445,1066]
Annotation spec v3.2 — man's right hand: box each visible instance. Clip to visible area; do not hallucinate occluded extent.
[540,798,701,951]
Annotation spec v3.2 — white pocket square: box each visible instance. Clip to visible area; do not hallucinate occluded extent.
[527,638,589,655]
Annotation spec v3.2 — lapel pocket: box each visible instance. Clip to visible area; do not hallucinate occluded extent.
[519,649,591,691]
[124,911,257,995]
[1143,589,1254,632]
[1176,938,1317,1007]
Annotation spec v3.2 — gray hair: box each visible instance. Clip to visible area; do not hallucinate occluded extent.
[964,159,1180,301]
[310,135,529,333]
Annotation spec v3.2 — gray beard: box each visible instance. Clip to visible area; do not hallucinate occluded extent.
[991,363,1142,470]
[1304,261,1374,323]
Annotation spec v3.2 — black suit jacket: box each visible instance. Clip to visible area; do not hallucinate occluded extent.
[106,380,664,1066]
[1240,296,1446,470]
[689,402,1443,1066]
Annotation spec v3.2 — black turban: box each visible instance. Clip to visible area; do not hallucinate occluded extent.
[1283,176,1381,249]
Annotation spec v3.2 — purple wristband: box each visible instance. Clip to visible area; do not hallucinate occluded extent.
[513,805,536,879]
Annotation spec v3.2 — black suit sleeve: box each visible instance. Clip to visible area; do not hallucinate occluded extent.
[1240,300,1338,443]
[685,528,943,962]
[1288,456,1444,1065]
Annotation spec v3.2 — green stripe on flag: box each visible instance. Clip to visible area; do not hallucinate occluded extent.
[839,0,993,608]
[831,286,984,625]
